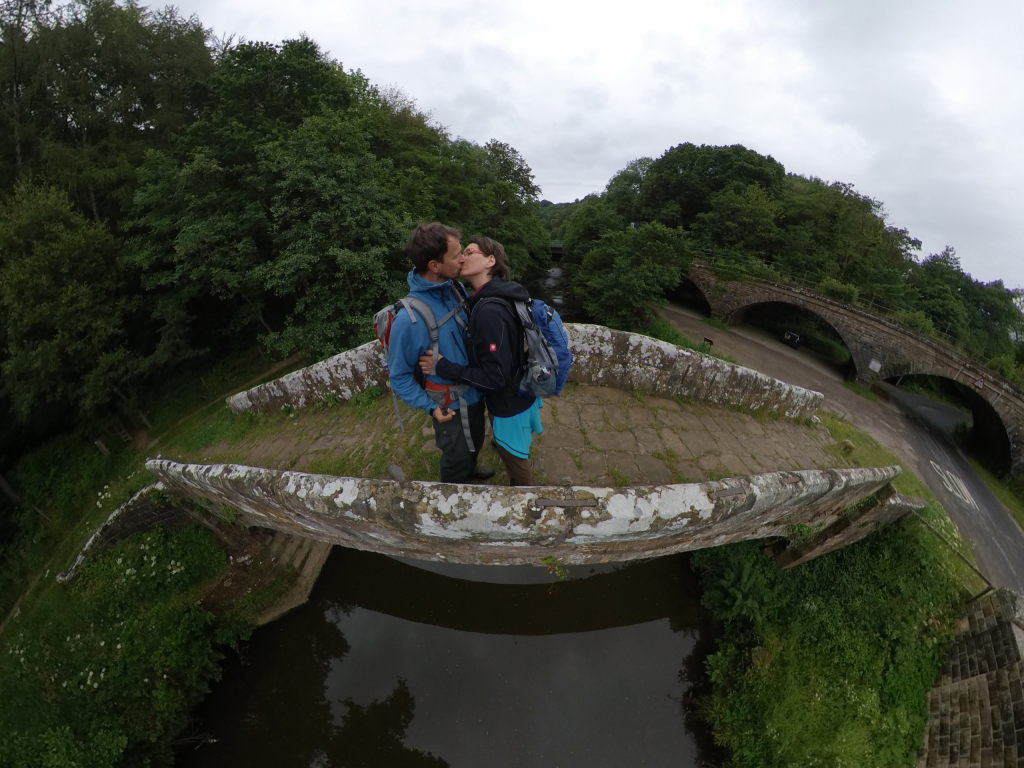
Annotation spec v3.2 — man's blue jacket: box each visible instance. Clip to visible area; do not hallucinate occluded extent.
[387,270,482,415]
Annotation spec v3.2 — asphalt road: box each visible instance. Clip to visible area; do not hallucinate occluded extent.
[662,304,1024,593]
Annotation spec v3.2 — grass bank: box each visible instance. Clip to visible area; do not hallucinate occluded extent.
[643,316,739,364]
[0,349,305,767]
[0,526,246,767]
[692,413,975,767]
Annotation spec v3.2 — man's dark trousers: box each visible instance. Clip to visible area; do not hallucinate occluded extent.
[433,400,485,483]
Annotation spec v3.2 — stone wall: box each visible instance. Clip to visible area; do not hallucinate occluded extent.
[226,323,824,420]
[57,484,194,582]
[918,589,1024,767]
[146,459,907,567]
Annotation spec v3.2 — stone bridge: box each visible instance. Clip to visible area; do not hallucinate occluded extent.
[144,324,922,569]
[685,263,1024,478]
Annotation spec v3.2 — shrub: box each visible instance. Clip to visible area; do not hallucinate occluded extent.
[894,309,936,337]
[0,526,245,768]
[817,276,860,305]
[693,517,965,767]
[573,223,689,330]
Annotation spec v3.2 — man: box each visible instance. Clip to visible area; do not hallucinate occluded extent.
[387,222,491,483]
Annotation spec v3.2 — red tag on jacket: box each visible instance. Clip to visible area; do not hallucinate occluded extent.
[489,343,497,352]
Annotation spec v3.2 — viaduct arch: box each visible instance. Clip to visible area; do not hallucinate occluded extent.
[684,263,1024,479]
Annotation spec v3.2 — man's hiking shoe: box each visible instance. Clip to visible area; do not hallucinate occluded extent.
[473,465,496,480]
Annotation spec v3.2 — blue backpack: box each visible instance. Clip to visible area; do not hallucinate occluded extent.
[477,296,574,398]
[511,299,573,397]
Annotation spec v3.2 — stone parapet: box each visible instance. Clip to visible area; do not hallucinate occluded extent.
[146,459,901,566]
[226,324,823,420]
[227,340,388,413]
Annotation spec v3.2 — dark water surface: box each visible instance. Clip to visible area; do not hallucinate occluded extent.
[177,548,720,767]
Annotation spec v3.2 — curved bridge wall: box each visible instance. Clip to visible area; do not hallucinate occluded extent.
[227,323,823,419]
[141,322,917,567]
[147,459,912,567]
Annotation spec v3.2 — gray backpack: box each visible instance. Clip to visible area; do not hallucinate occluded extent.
[373,285,475,451]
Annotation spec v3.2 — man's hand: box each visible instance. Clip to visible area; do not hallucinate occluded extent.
[432,405,454,423]
[418,350,443,376]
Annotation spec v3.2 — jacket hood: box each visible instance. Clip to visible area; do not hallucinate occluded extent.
[468,277,531,308]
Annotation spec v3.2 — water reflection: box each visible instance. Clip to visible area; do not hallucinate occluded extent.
[178,549,719,767]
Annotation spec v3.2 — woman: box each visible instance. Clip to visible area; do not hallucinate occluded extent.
[418,236,542,485]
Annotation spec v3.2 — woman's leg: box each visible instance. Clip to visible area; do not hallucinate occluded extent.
[495,442,532,486]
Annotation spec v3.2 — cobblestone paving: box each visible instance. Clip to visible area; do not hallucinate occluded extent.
[170,382,848,487]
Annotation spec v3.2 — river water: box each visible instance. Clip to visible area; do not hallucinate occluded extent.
[177,549,721,767]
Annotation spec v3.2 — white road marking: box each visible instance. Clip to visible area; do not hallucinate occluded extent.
[930,460,980,512]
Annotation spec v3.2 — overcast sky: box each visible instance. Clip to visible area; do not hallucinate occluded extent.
[168,0,1023,289]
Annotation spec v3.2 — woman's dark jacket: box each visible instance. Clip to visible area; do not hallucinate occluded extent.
[434,278,536,418]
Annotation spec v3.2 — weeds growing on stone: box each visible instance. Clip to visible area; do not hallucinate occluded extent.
[608,467,632,486]
[785,522,817,546]
[541,556,569,579]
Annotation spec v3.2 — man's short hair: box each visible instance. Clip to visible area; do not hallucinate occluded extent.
[407,222,462,274]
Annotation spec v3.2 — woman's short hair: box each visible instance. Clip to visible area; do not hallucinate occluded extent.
[407,222,462,274]
[471,235,510,280]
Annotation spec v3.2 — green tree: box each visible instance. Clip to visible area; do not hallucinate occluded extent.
[692,183,783,258]
[909,247,970,341]
[127,35,549,359]
[0,183,137,420]
[637,143,786,230]
[604,156,652,225]
[126,38,363,352]
[433,138,548,278]
[8,0,211,224]
[256,110,408,356]
[962,279,1023,362]
[559,195,623,269]
[776,177,918,307]
[0,0,57,189]
[573,222,689,329]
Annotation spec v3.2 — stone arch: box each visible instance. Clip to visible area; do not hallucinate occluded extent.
[883,373,1014,476]
[722,299,859,376]
[670,275,713,316]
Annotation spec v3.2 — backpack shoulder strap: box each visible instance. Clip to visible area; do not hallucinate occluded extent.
[513,299,535,330]
[397,296,438,335]
[441,282,468,331]
[397,296,442,374]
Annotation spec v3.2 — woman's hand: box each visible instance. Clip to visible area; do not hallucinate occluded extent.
[418,350,443,375]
